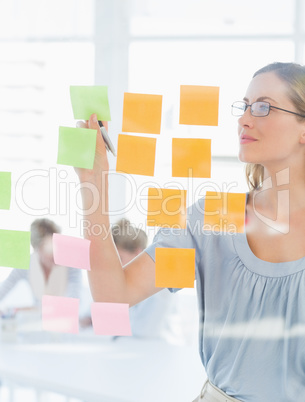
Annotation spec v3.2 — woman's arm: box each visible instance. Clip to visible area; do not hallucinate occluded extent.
[75,114,162,307]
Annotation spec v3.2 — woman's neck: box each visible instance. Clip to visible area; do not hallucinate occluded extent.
[258,164,305,212]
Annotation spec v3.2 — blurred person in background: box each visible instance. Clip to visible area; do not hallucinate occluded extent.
[0,218,81,311]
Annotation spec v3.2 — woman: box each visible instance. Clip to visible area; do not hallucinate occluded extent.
[76,62,305,401]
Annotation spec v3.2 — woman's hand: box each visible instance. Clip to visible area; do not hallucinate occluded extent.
[74,113,110,181]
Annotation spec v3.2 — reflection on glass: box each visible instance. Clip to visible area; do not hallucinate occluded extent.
[0,0,94,39]
[130,0,294,36]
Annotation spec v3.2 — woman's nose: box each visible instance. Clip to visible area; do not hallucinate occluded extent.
[238,106,254,128]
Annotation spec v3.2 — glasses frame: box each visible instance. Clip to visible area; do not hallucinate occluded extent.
[231,100,305,118]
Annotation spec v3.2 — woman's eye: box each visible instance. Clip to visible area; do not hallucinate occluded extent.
[258,104,268,111]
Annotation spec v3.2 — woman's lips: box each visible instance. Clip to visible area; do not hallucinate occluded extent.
[240,135,257,144]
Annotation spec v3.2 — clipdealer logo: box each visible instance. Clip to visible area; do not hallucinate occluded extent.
[14,167,241,233]
[15,168,100,227]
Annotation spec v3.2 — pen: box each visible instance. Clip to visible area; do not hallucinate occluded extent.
[98,120,117,157]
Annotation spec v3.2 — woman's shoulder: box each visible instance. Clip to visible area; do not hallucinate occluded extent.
[187,197,206,225]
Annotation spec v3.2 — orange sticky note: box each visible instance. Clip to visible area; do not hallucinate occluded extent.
[147,188,187,228]
[203,191,246,233]
[172,138,211,178]
[116,134,156,176]
[122,93,162,134]
[155,248,195,288]
[179,85,219,126]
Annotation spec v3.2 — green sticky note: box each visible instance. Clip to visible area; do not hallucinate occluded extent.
[70,86,111,121]
[0,230,30,269]
[0,172,11,209]
[57,126,97,169]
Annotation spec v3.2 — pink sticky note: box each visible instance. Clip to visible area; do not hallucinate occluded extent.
[42,295,79,334]
[53,233,91,270]
[91,302,132,336]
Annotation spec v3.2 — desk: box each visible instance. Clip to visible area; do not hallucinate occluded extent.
[0,334,205,402]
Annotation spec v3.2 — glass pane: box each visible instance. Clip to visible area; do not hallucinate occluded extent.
[0,42,94,168]
[0,41,94,233]
[0,0,94,39]
[130,0,295,36]
[301,46,305,62]
[129,40,294,157]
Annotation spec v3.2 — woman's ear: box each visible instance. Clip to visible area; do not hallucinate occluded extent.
[299,129,305,144]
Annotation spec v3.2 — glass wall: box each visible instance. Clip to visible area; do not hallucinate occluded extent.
[0,1,304,399]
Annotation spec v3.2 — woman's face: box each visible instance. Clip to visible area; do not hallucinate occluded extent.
[238,71,305,169]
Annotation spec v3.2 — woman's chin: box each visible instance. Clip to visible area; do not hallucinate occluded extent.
[238,152,248,163]
[238,151,258,164]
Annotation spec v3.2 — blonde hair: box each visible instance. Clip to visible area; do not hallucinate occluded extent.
[112,219,148,252]
[245,62,305,190]
[245,163,264,191]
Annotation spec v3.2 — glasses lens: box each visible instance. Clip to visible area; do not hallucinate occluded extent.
[231,101,246,116]
[251,102,269,117]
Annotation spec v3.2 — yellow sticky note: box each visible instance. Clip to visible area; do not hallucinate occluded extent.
[179,85,219,126]
[147,188,187,228]
[204,192,246,233]
[116,134,156,176]
[122,93,162,134]
[155,248,195,288]
[172,138,211,178]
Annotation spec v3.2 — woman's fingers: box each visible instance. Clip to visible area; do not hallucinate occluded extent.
[76,120,88,129]
[88,113,99,130]
[77,116,107,136]
[74,115,109,177]
[101,120,108,131]
[88,114,107,153]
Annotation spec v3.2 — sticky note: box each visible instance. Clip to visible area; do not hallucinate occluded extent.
[122,93,162,134]
[42,295,79,334]
[53,233,91,270]
[0,172,11,209]
[91,302,132,336]
[172,138,211,178]
[155,248,195,288]
[70,86,111,121]
[203,191,246,233]
[0,230,30,269]
[147,188,187,228]
[179,85,219,126]
[57,126,97,169]
[116,134,156,176]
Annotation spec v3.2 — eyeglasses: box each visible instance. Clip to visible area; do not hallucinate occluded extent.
[231,100,305,118]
